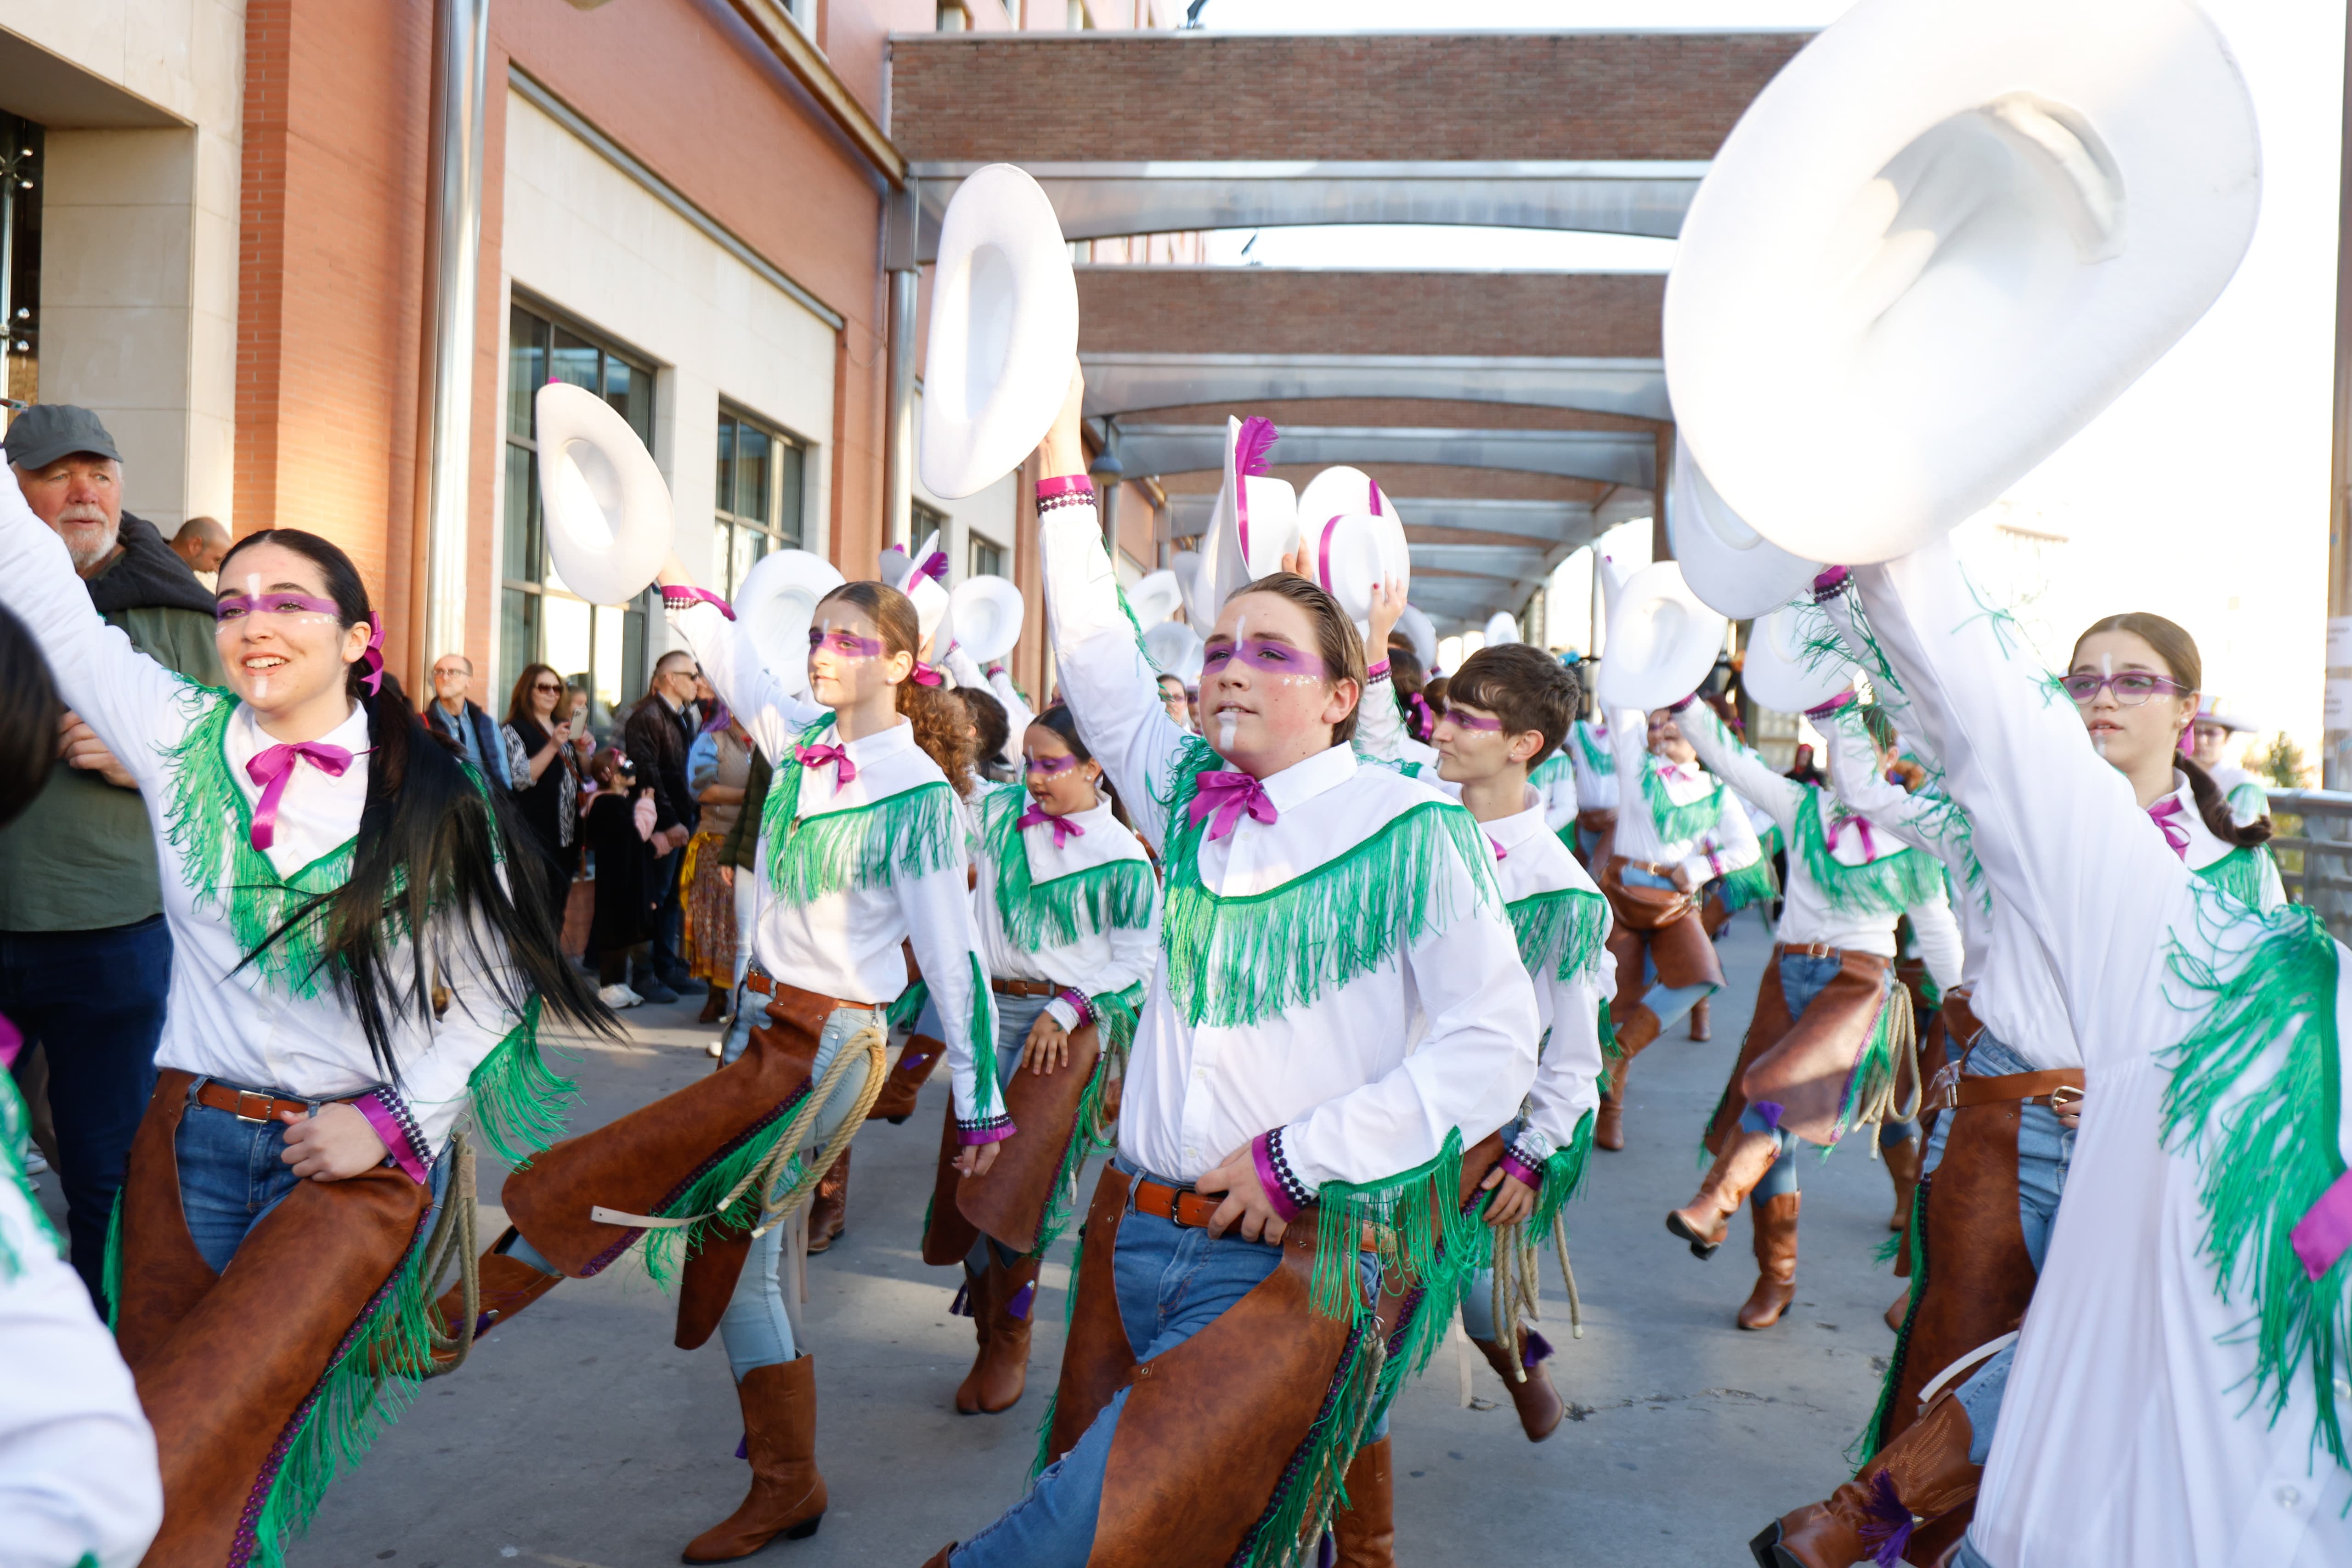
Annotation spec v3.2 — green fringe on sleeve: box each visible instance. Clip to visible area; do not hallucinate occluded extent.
[1640,764,1727,845]
[1793,788,1946,917]
[1528,1108,1597,1240]
[1089,980,1145,1062]
[1310,1127,1482,1346]
[2159,895,2352,1469]
[979,784,1159,950]
[464,996,576,1168]
[887,979,930,1031]
[1159,751,1500,1028]
[1597,999,1621,1068]
[1506,887,1611,984]
[1716,854,1781,915]
[965,953,1002,1124]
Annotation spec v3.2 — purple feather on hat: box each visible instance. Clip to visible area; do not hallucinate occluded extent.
[1235,416,1279,477]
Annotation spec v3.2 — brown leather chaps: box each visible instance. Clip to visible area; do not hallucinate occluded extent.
[1704,948,1899,1154]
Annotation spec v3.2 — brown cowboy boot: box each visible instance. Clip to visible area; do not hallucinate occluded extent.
[1883,1132,1923,1240]
[973,1255,1041,1414]
[1474,1325,1565,1442]
[916,1550,954,1568]
[1884,1287,1910,1333]
[1594,1077,1627,1152]
[1331,1436,1395,1568]
[951,1264,995,1415]
[867,1035,945,1124]
[1749,1389,1980,1568]
[1666,1128,1781,1258]
[1689,996,1713,1042]
[806,1149,850,1255]
[1737,1192,1802,1330]
[683,1355,828,1561]
[429,1227,563,1367]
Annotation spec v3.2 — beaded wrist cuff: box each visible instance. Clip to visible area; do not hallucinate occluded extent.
[1252,1127,1314,1223]
[662,585,735,621]
[1363,659,1391,684]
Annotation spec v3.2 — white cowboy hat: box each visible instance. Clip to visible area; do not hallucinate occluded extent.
[1129,569,1184,629]
[1296,466,1399,535]
[919,164,1080,500]
[1740,601,1854,715]
[1665,0,2260,564]
[735,548,845,702]
[1395,604,1438,672]
[2195,704,2258,734]
[1193,416,1298,617]
[877,543,914,591]
[1169,549,1212,628]
[1667,437,1820,619]
[1144,620,1203,681]
[535,382,672,606]
[899,529,952,645]
[1300,510,1410,632]
[943,574,1026,665]
[1597,561,1729,713]
[1483,611,1521,648]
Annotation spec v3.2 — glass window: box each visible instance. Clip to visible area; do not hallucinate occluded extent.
[501,297,656,730]
[714,405,808,599]
[970,533,1004,580]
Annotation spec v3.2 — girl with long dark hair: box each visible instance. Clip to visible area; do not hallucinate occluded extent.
[501,660,585,933]
[464,561,1004,1560]
[0,486,610,1563]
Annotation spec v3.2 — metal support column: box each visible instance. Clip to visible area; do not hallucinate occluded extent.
[882,181,921,552]
[1652,423,1674,562]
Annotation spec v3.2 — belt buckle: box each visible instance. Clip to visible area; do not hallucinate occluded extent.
[2046,1084,2083,1113]
[232,1089,277,1124]
[1927,1059,1963,1110]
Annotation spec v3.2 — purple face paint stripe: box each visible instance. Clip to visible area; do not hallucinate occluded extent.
[1026,753,1081,775]
[807,628,887,658]
[1445,708,1504,732]
[1200,638,1329,679]
[215,591,342,622]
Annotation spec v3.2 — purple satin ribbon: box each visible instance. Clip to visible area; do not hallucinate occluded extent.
[2148,796,2192,859]
[913,551,949,585]
[0,1011,19,1071]
[910,662,944,688]
[1316,514,1342,597]
[1489,835,1508,862]
[1825,812,1879,861]
[2290,1170,2352,1280]
[1018,803,1085,849]
[1405,691,1435,741]
[796,742,857,787]
[360,613,384,695]
[1188,770,1278,840]
[245,740,356,852]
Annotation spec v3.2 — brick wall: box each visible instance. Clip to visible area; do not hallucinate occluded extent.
[891,31,1811,163]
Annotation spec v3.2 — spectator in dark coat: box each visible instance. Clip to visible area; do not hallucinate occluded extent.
[582,748,661,1008]
[624,650,700,995]
[423,653,513,789]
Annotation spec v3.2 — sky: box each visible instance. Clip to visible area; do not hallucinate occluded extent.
[1185,0,2349,777]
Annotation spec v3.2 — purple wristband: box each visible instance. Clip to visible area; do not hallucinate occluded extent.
[1498,1149,1544,1190]
[1251,1130,1309,1223]
[1037,474,1095,502]
[352,1092,430,1184]
[1056,987,1094,1027]
[662,584,736,621]
[957,1113,1018,1147]
[1805,691,1859,723]
[1667,693,1698,713]
[1363,659,1391,684]
[1810,566,1851,600]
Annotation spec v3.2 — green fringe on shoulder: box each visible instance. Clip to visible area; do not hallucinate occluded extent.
[887,979,930,1031]
[1640,764,1725,846]
[1717,855,1781,915]
[2159,896,2352,1469]
[1793,789,1945,917]
[1575,724,1611,776]
[760,718,961,906]
[978,785,1158,951]
[243,1212,437,1568]
[1157,742,1498,1028]
[464,996,575,1168]
[2196,845,2275,911]
[1506,887,1610,984]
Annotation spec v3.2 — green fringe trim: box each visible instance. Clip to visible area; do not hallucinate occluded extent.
[1528,751,1573,789]
[976,785,1158,951]
[1311,1127,1481,1342]
[0,1071,60,1282]
[887,979,930,1031]
[760,718,961,907]
[1230,1318,1386,1568]
[1831,982,1911,1141]
[464,996,575,1168]
[1756,823,1784,861]
[1159,742,1498,1028]
[1575,723,1611,776]
[1717,855,1781,914]
[1793,789,1945,917]
[1856,1189,1932,1461]
[1090,981,1144,1062]
[1640,763,1725,846]
[1597,999,1621,1070]
[1029,1044,1118,1260]
[101,1189,124,1325]
[160,686,360,1000]
[243,1210,437,1568]
[1506,887,1611,984]
[965,953,1001,1124]
[1528,1108,1597,1240]
[2196,844,2275,911]
[2159,895,2351,1468]
[640,1098,811,1290]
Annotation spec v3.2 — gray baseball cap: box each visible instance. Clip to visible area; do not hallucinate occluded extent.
[3,404,123,472]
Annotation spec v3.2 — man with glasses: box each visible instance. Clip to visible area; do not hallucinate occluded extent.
[424,653,513,790]
[626,651,702,1002]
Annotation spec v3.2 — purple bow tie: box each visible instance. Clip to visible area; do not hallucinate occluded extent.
[246,740,355,852]
[797,742,857,787]
[1188,770,1278,841]
[1018,803,1085,849]
[2148,796,2192,859]
[1825,811,1880,862]
[1489,835,1508,862]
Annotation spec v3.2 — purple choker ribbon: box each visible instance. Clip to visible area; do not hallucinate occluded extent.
[246,740,356,851]
[1018,803,1085,848]
[2147,796,2192,859]
[1188,770,1278,841]
[796,742,857,787]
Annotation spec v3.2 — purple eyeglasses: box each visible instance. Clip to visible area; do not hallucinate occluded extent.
[2057,670,2190,707]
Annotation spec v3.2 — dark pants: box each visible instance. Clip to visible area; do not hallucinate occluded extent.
[0,914,172,1306]
[649,846,686,980]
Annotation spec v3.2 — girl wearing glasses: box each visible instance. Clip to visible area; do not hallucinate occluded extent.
[0,490,611,1562]
[502,661,587,934]
[921,702,1158,1419]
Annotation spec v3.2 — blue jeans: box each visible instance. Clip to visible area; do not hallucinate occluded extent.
[173,1077,449,1274]
[0,916,172,1303]
[953,1161,1304,1568]
[1741,953,1915,1203]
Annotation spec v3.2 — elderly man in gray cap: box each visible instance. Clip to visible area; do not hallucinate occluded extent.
[1,403,224,1310]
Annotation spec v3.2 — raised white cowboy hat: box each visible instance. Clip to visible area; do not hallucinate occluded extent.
[1301,510,1410,631]
[1128,568,1184,629]
[1741,601,1855,715]
[920,164,1080,500]
[899,529,953,645]
[943,574,1026,665]
[735,548,845,702]
[1484,611,1521,648]
[1296,465,1400,536]
[1144,620,1203,682]
[1597,561,1730,713]
[877,543,914,590]
[535,382,672,606]
[1664,0,2260,564]
[1667,437,1820,619]
[1396,604,1438,672]
[1193,416,1298,617]
[1169,549,1212,628]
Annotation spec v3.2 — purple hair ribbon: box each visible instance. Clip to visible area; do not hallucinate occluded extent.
[361,613,385,695]
[910,662,944,688]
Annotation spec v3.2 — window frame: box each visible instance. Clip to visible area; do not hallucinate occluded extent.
[713,402,809,600]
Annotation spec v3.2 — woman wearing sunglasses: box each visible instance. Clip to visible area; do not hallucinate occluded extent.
[503,661,587,934]
[921,702,1159,1419]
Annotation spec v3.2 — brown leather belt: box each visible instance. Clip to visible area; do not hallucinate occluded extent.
[1621,857,1679,880]
[190,1080,339,1123]
[1930,1068,2085,1113]
[991,977,1057,999]
[1133,1177,1226,1230]
[1775,940,1850,961]
[744,968,875,1012]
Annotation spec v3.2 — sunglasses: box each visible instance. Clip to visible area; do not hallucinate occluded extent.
[2057,671,2190,707]
[533,681,563,694]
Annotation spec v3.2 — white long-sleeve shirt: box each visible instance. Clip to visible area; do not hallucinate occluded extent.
[1831,546,2352,1565]
[1566,718,1618,816]
[1353,669,1456,796]
[667,603,1005,1134]
[1606,708,1762,885]
[969,783,1160,1036]
[0,486,523,1156]
[1530,753,1580,835]
[1487,798,1612,1168]
[1039,498,1539,1191]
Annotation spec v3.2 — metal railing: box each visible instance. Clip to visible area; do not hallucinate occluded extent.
[2264,788,2352,941]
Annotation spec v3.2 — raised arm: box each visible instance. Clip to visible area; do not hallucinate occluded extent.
[1690,786,1764,887]
[1674,698,1804,834]
[663,600,828,767]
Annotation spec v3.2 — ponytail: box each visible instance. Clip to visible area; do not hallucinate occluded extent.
[2178,753,2270,849]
